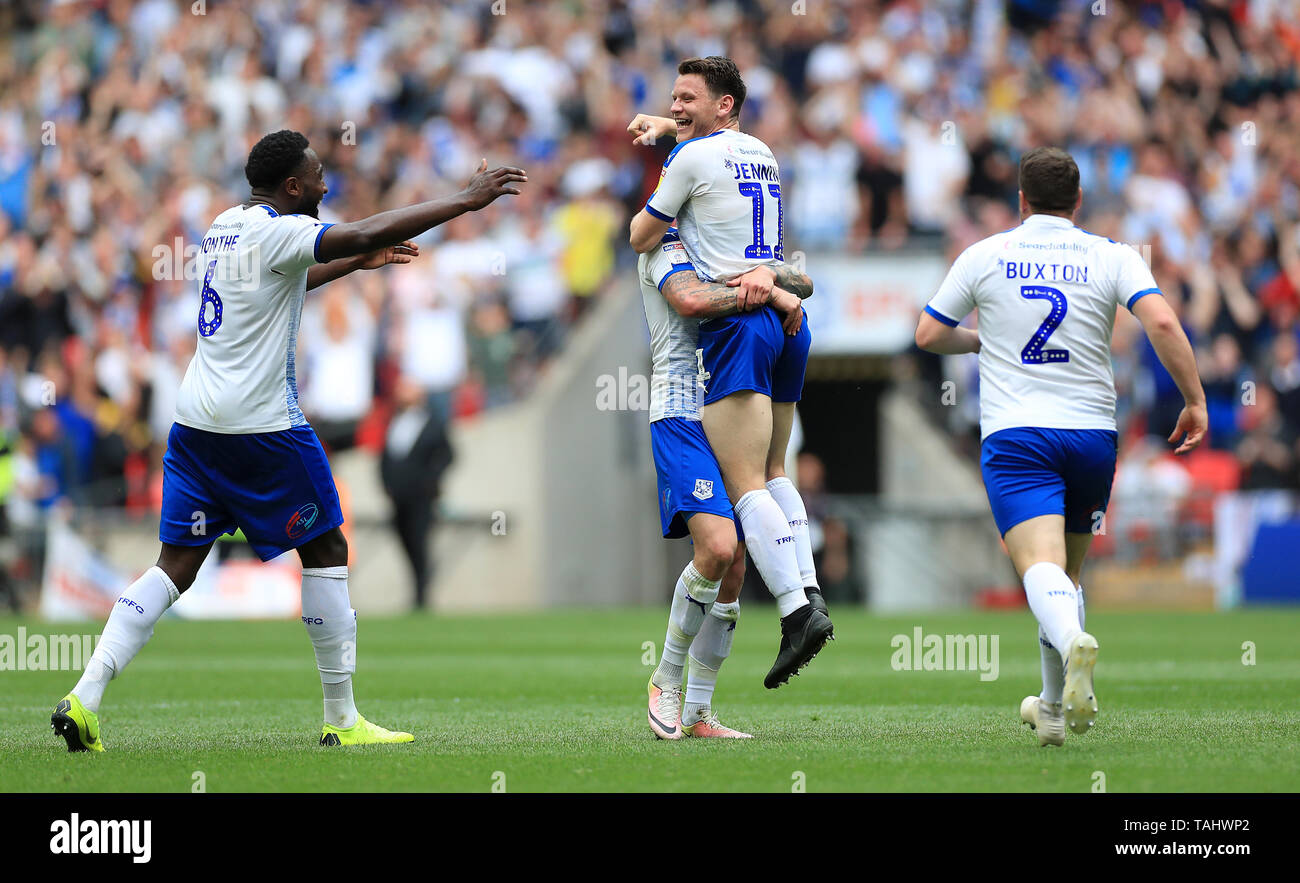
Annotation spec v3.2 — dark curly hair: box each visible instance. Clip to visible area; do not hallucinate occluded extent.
[244,130,310,190]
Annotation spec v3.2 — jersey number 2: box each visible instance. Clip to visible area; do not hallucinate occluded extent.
[199,259,223,337]
[1020,285,1069,364]
[738,182,783,261]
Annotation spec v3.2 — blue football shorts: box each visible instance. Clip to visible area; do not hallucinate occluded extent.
[699,307,810,405]
[650,416,742,541]
[160,422,344,561]
[980,426,1119,537]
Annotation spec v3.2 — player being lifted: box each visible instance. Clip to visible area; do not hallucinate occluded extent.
[628,57,833,690]
[51,130,526,751]
[915,147,1207,746]
[638,227,812,739]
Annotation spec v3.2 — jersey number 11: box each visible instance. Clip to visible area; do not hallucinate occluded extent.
[738,182,783,261]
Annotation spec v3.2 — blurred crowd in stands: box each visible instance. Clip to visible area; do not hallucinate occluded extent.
[900,0,1300,562]
[0,0,1298,591]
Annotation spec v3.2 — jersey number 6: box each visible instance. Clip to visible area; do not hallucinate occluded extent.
[1020,284,1069,364]
[199,258,224,338]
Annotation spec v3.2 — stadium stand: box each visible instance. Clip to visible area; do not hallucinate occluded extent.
[1,0,1297,608]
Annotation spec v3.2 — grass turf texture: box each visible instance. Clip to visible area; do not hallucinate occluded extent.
[1,608,1297,793]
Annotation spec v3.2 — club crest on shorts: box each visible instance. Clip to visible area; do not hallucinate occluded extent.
[693,479,714,501]
[285,502,320,540]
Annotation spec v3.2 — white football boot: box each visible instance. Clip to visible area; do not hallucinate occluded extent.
[1020,695,1066,747]
[1062,632,1100,734]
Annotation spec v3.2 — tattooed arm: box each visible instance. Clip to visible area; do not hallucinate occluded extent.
[659,271,746,319]
[728,263,814,312]
[771,264,814,299]
[660,270,805,334]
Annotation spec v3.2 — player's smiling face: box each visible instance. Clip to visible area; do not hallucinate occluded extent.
[670,74,725,142]
[291,148,328,218]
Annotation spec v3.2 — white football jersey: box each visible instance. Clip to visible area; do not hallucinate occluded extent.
[638,231,705,422]
[926,213,1160,440]
[644,129,783,283]
[174,203,334,434]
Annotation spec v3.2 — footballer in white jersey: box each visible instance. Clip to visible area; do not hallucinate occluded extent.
[916,146,1207,746]
[637,225,814,739]
[640,231,744,738]
[174,203,335,434]
[926,212,1161,442]
[52,130,525,754]
[629,56,832,700]
[643,128,785,284]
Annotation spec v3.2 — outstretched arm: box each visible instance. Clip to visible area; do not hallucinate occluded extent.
[306,242,419,292]
[316,160,526,262]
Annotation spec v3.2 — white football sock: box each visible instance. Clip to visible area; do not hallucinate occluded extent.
[1038,581,1088,703]
[654,562,721,684]
[766,477,819,590]
[1022,562,1081,663]
[734,489,808,617]
[301,566,359,728]
[684,600,739,725]
[1038,625,1064,703]
[73,566,179,713]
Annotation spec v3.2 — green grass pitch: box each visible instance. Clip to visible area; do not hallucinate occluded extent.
[1,608,1297,792]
